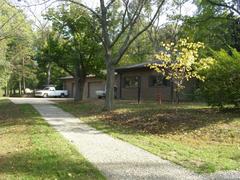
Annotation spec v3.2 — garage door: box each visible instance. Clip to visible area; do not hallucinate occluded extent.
[88,82,105,98]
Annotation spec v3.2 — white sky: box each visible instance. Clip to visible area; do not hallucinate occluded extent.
[10,0,197,29]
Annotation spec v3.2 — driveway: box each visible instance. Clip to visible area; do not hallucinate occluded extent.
[9,97,73,104]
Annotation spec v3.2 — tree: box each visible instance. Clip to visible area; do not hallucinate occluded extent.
[0,0,36,95]
[42,4,104,101]
[149,38,214,103]
[182,0,240,51]
[205,0,240,15]
[147,0,191,54]
[66,0,166,110]
[119,28,154,66]
[201,48,240,107]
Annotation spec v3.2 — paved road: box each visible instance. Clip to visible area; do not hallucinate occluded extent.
[9,98,240,180]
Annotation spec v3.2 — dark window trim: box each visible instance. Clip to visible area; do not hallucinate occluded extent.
[149,75,170,88]
[123,75,139,89]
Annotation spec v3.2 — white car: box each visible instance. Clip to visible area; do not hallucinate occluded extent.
[35,87,68,98]
[96,86,117,99]
[25,88,33,94]
[96,90,106,99]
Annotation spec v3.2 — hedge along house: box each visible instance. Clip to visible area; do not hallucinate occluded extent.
[115,62,197,102]
[60,75,105,99]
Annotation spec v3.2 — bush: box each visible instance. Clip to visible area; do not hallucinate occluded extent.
[201,48,240,107]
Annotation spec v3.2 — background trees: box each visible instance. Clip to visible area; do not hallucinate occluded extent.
[2,0,240,109]
[0,0,36,96]
[39,4,104,101]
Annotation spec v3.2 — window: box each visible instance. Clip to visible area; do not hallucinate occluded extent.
[123,76,139,88]
[149,75,170,87]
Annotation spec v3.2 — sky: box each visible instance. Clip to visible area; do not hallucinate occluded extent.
[10,0,197,29]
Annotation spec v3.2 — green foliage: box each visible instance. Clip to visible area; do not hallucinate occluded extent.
[182,0,240,51]
[119,31,154,66]
[41,4,104,77]
[201,48,240,107]
[0,0,36,92]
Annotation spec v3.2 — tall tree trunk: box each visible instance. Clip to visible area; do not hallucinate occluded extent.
[170,81,174,103]
[5,82,8,96]
[74,63,80,101]
[74,76,80,101]
[47,63,51,85]
[4,87,7,96]
[104,62,115,111]
[74,63,86,101]
[22,58,25,94]
[19,80,22,96]
[176,89,180,104]
[78,77,85,101]
[23,76,26,94]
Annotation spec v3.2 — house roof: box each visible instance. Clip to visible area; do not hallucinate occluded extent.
[60,61,160,80]
[115,61,161,72]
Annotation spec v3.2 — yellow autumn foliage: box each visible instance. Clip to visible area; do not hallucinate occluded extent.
[148,38,215,93]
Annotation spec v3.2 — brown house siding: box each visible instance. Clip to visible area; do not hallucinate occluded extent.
[61,63,196,101]
[116,68,196,101]
[116,69,172,101]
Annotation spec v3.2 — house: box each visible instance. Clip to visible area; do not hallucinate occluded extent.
[115,62,196,101]
[61,62,196,101]
[60,75,105,99]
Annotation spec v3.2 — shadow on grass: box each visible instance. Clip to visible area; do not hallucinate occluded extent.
[0,150,103,179]
[58,100,240,136]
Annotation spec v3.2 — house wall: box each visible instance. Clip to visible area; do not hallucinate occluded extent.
[63,77,105,99]
[116,69,196,101]
[62,69,196,101]
[116,69,171,101]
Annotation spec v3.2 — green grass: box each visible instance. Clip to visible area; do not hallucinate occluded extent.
[0,99,105,180]
[57,100,240,174]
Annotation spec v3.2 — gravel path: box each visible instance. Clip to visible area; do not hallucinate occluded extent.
[9,98,239,180]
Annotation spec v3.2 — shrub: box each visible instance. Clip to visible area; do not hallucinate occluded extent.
[201,48,240,107]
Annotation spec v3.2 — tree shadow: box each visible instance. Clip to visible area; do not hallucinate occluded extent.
[0,150,104,179]
[59,101,240,138]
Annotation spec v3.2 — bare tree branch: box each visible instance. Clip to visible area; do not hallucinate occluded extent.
[106,0,116,9]
[110,0,146,48]
[113,0,166,64]
[0,13,18,31]
[206,0,240,15]
[62,0,101,19]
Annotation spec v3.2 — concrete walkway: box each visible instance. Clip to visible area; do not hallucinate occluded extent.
[9,98,239,180]
[33,104,204,180]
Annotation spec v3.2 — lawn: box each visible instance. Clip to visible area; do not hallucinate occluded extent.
[0,99,105,180]
[58,100,240,173]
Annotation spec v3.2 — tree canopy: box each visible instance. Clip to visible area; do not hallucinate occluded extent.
[37,4,104,100]
[0,0,36,95]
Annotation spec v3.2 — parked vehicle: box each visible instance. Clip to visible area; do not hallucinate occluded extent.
[96,86,117,99]
[96,90,106,99]
[35,87,68,98]
[25,88,33,94]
